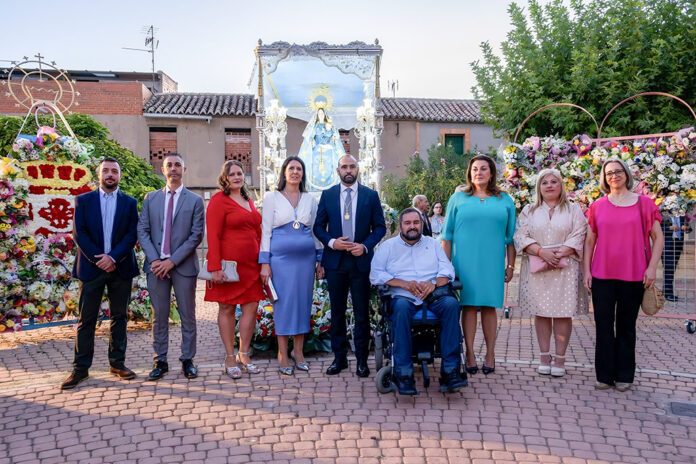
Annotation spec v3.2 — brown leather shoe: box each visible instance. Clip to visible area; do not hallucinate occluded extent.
[109,365,136,380]
[60,370,89,390]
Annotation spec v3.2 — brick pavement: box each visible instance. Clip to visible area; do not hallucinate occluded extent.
[1,281,696,463]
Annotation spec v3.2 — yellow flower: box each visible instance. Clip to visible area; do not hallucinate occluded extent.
[591,190,599,198]
[5,320,14,328]
[0,223,10,231]
[592,158,599,165]
[655,197,664,206]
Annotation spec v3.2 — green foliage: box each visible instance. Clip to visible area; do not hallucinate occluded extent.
[472,0,696,140]
[0,113,163,203]
[382,144,479,211]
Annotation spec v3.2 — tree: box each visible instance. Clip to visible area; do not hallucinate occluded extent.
[381,144,478,211]
[472,0,696,140]
[0,113,163,203]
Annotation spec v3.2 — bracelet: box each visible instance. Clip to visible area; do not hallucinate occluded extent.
[506,264,514,270]
[536,247,541,257]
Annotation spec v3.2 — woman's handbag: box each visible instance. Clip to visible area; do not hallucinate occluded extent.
[638,200,665,315]
[197,260,239,282]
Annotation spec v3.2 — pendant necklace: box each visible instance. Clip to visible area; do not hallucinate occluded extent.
[281,190,302,229]
[344,195,352,220]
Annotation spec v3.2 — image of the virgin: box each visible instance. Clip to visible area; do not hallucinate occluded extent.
[298,101,346,190]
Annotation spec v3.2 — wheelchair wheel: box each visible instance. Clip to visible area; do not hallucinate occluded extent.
[375,366,394,393]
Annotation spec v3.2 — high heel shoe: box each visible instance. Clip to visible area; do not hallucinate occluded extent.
[465,364,479,375]
[289,353,309,372]
[236,352,260,374]
[278,366,294,376]
[550,355,565,377]
[538,352,551,375]
[223,354,242,379]
[481,363,496,375]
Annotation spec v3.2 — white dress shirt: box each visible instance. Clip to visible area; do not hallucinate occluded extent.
[370,235,455,305]
[99,187,118,256]
[329,183,359,249]
[160,184,183,259]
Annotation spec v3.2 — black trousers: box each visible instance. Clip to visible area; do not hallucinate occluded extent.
[662,236,684,296]
[325,255,371,361]
[74,271,133,372]
[591,278,644,384]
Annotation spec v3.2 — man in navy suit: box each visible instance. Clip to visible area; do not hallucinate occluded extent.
[61,158,140,390]
[314,154,386,377]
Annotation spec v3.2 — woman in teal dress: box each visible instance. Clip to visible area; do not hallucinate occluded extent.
[298,106,346,190]
[442,154,516,376]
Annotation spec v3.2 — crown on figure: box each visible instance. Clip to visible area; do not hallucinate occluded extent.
[315,101,327,110]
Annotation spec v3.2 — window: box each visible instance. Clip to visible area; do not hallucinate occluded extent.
[440,129,470,155]
[149,127,177,172]
[225,128,252,175]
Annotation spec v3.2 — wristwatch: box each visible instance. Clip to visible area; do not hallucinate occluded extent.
[430,278,437,285]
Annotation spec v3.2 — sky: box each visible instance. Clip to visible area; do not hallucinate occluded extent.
[1,0,522,99]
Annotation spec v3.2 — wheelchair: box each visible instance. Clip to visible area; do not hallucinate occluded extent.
[373,281,467,394]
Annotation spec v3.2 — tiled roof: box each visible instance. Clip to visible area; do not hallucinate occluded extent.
[143,93,482,123]
[143,93,256,116]
[379,97,481,123]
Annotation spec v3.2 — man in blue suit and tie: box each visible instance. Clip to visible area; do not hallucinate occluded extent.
[61,158,140,390]
[314,154,386,377]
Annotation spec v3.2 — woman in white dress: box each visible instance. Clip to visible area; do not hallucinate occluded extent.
[513,168,588,377]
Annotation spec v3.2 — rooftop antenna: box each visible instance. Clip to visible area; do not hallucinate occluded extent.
[387,80,399,98]
[122,25,159,92]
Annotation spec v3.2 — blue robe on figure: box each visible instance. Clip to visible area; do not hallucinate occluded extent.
[298,112,346,191]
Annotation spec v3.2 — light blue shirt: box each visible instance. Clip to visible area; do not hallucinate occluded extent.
[370,234,455,305]
[100,188,118,255]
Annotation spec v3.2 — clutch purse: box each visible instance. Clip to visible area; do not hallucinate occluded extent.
[264,279,279,303]
[529,255,568,273]
[197,260,239,282]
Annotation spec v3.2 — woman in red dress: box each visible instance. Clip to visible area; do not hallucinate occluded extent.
[205,160,264,379]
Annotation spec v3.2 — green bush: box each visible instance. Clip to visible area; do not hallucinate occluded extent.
[0,113,163,204]
[382,143,480,211]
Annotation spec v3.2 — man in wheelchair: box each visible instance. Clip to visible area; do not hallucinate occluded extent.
[370,208,467,395]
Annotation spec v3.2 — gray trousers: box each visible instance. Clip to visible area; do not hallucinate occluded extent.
[147,271,197,362]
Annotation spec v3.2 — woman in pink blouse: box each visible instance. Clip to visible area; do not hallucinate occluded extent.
[583,158,663,392]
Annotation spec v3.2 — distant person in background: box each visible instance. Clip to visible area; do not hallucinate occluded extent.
[429,201,445,239]
[661,215,690,302]
[412,195,432,237]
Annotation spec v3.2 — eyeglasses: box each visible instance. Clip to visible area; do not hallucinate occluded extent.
[605,169,625,178]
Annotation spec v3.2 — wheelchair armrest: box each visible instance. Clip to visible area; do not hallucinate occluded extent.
[376,284,392,297]
[451,280,462,291]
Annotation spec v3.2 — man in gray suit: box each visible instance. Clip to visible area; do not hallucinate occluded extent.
[137,152,205,380]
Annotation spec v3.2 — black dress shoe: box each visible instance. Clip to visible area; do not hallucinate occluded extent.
[481,364,495,375]
[326,357,348,375]
[148,361,169,381]
[109,365,136,380]
[182,359,198,379]
[665,294,679,302]
[356,359,370,378]
[439,370,468,393]
[60,370,89,390]
[395,375,418,395]
[465,364,479,375]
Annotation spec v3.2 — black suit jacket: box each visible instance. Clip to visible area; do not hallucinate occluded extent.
[72,189,140,282]
[421,212,433,237]
[313,183,386,272]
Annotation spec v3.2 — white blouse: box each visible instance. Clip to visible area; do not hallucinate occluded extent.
[260,190,322,254]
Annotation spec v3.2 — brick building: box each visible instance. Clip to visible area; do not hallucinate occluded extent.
[0,69,499,192]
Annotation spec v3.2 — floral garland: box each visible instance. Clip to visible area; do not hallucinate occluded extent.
[0,128,161,332]
[500,127,696,215]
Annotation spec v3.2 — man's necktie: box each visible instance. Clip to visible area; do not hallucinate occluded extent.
[342,188,353,242]
[163,191,174,255]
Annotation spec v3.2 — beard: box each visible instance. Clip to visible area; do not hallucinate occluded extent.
[340,173,356,185]
[101,178,119,189]
[400,227,422,242]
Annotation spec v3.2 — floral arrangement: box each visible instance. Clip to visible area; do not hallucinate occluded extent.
[0,128,162,332]
[500,127,696,216]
